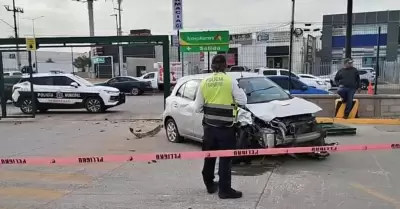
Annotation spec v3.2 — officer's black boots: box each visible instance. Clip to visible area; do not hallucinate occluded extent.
[206,181,218,194]
[218,188,243,199]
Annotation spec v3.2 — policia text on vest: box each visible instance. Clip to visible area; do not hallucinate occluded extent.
[205,76,224,88]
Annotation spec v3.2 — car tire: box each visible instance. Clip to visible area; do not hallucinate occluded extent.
[85,97,105,113]
[19,98,35,114]
[360,80,369,90]
[131,87,141,96]
[165,118,183,143]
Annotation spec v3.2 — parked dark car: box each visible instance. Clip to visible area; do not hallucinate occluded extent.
[1,75,22,102]
[94,76,153,96]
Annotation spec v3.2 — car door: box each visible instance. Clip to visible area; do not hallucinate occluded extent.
[117,77,135,93]
[141,72,157,89]
[32,76,59,104]
[171,79,200,137]
[290,79,309,94]
[52,76,84,104]
[105,78,123,91]
[270,77,289,90]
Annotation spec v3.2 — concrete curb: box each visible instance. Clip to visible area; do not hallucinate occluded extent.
[317,117,400,125]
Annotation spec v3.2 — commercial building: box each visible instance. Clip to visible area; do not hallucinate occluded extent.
[320,10,400,68]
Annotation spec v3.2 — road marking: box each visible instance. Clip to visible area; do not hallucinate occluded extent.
[0,187,65,200]
[0,170,92,183]
[350,183,400,206]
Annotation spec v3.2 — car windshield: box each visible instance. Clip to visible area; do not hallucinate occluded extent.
[72,75,94,86]
[238,77,290,104]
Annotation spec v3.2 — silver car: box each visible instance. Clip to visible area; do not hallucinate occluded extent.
[162,72,328,150]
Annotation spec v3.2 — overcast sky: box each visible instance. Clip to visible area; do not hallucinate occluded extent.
[0,0,398,52]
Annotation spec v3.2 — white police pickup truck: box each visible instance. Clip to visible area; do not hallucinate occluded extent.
[12,73,125,114]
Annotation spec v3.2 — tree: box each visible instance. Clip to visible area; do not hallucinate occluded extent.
[45,58,54,63]
[72,55,92,72]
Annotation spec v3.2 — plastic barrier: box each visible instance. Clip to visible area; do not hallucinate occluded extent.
[1,143,399,166]
[335,99,359,118]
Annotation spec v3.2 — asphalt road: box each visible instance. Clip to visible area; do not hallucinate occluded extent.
[1,94,164,121]
[0,120,400,209]
[1,93,400,208]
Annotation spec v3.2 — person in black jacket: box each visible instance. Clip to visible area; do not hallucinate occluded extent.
[334,58,361,119]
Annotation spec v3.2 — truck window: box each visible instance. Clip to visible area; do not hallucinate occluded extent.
[143,73,155,79]
[263,70,277,75]
[230,66,244,72]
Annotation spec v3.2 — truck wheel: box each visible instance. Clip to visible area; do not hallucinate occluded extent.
[85,97,105,113]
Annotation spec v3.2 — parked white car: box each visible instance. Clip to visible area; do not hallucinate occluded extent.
[162,72,329,152]
[254,67,330,91]
[297,74,332,91]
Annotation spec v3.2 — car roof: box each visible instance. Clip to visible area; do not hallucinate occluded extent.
[266,75,298,79]
[21,73,73,78]
[298,74,315,76]
[256,67,288,71]
[178,72,263,83]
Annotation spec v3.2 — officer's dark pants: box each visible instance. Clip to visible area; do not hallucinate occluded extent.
[337,87,356,116]
[202,124,236,193]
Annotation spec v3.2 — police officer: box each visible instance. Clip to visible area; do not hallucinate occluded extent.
[194,55,247,199]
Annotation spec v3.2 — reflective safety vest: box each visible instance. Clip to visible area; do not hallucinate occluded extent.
[200,73,237,127]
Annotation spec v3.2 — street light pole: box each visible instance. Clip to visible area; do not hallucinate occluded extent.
[345,0,353,59]
[115,0,123,76]
[110,14,118,36]
[24,16,44,72]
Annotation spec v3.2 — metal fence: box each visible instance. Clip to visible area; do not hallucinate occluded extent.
[171,24,400,94]
[1,50,35,118]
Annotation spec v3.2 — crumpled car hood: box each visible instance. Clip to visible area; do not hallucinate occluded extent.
[245,97,322,122]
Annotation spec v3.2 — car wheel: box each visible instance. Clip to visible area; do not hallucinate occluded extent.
[360,80,369,90]
[131,87,140,96]
[165,118,183,143]
[20,98,34,114]
[85,97,105,113]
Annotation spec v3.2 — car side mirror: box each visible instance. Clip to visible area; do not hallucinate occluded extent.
[70,82,79,88]
[301,85,308,90]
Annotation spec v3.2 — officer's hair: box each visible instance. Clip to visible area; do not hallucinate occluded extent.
[212,63,226,72]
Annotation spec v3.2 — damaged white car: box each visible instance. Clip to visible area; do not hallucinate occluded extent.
[162,72,330,158]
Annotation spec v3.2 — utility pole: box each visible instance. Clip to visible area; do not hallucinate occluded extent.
[345,0,353,59]
[23,16,44,72]
[288,0,295,92]
[111,13,120,74]
[115,0,124,76]
[72,0,96,76]
[4,0,24,71]
[110,14,118,36]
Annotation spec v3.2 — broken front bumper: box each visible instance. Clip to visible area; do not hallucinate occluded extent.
[261,128,327,148]
[276,130,326,146]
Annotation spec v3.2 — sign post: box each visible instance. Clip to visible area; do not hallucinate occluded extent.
[179,31,230,53]
[92,57,105,64]
[172,0,183,30]
[25,38,36,51]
